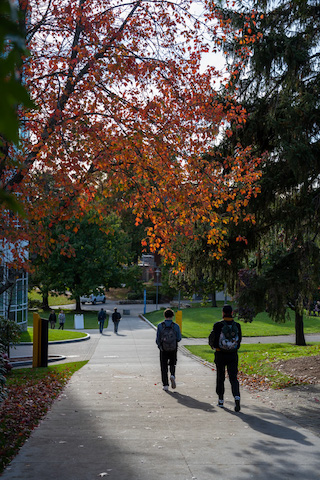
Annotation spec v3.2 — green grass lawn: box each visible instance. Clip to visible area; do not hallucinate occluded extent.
[185,342,320,389]
[28,310,105,330]
[29,291,75,306]
[6,361,88,387]
[145,306,320,337]
[20,328,88,343]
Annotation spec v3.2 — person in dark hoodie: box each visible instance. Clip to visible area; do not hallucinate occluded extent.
[156,308,182,391]
[112,307,121,333]
[209,304,242,412]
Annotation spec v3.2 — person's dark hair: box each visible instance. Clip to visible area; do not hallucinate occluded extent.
[164,308,174,319]
[222,305,233,317]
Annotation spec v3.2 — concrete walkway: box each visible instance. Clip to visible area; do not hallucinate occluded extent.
[3,315,320,479]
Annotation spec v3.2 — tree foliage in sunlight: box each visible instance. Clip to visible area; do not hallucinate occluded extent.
[1,0,261,272]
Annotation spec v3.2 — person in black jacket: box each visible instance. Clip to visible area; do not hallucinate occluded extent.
[156,308,182,391]
[112,307,121,333]
[209,305,242,412]
[49,310,57,329]
[98,308,107,334]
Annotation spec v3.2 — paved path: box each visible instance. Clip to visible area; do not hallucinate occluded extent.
[3,316,320,479]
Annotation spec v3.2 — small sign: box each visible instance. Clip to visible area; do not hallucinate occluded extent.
[74,314,84,329]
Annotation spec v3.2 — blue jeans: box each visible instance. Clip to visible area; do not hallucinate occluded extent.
[99,320,104,333]
[113,320,120,333]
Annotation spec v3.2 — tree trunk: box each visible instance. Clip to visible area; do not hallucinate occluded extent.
[211,288,217,307]
[42,290,50,311]
[295,308,306,346]
[75,296,82,313]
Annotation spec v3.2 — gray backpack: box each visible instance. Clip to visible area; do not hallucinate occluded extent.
[218,321,239,351]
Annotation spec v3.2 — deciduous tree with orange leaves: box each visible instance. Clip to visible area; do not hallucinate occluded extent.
[1,0,261,273]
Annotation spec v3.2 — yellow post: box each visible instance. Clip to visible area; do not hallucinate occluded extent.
[33,312,41,368]
[175,310,182,334]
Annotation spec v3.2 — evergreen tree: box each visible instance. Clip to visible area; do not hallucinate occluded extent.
[215,0,320,344]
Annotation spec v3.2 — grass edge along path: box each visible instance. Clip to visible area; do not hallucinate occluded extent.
[185,343,320,390]
[0,361,88,474]
[20,328,88,343]
[28,310,106,331]
[144,306,320,337]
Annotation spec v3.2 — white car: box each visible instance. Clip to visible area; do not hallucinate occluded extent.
[80,294,106,305]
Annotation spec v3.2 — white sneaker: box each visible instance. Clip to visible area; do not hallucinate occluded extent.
[170,375,176,389]
[163,385,169,391]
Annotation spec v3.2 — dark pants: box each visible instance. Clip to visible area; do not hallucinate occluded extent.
[113,320,120,333]
[160,350,177,386]
[214,351,240,399]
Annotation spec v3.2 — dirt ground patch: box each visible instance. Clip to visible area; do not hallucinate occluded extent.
[252,355,320,438]
[274,355,320,384]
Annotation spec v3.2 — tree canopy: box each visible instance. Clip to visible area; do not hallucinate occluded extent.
[1,0,261,272]
[215,0,320,344]
[0,0,33,212]
[30,211,131,311]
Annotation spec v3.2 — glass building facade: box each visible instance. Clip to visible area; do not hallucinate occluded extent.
[0,242,28,332]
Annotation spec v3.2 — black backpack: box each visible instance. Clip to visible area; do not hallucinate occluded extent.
[208,329,215,349]
[160,322,177,352]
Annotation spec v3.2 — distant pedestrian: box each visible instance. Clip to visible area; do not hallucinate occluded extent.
[58,310,66,330]
[209,305,242,412]
[308,302,314,316]
[112,307,121,333]
[156,308,181,391]
[49,309,57,329]
[98,308,108,333]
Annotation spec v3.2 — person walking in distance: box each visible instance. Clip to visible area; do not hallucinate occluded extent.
[112,307,121,333]
[98,308,107,334]
[156,308,181,391]
[58,310,66,330]
[49,309,57,329]
[209,305,242,412]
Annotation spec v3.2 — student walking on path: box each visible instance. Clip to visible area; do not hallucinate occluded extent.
[156,308,182,391]
[48,310,56,329]
[112,307,121,333]
[209,304,242,411]
[98,308,108,334]
[58,310,65,330]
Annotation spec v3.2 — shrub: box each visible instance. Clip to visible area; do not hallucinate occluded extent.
[0,344,8,404]
[0,317,21,356]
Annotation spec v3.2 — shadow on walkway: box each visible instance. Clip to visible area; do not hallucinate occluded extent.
[167,391,215,412]
[227,405,313,445]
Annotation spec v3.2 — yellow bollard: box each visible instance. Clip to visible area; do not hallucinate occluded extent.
[33,312,41,368]
[175,310,182,334]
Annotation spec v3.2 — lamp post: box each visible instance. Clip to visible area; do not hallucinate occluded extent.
[155,267,160,310]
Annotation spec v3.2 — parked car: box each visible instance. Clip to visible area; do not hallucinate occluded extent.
[80,294,106,305]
